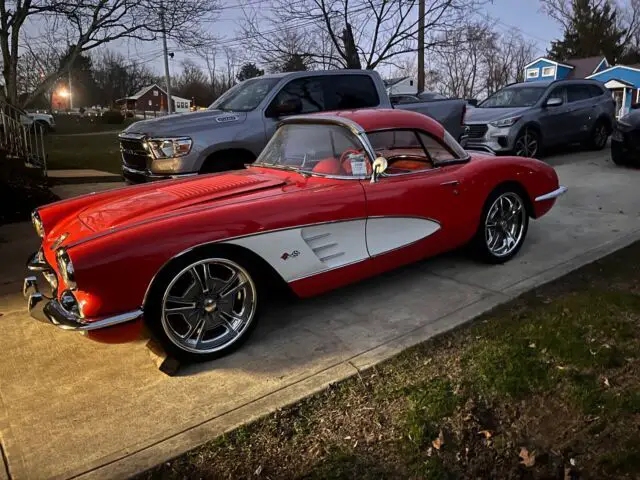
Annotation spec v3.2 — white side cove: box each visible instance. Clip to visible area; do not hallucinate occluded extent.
[225,220,368,282]
[224,217,441,282]
[366,217,441,257]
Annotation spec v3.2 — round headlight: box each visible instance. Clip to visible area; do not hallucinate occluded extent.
[31,210,44,238]
[56,248,77,290]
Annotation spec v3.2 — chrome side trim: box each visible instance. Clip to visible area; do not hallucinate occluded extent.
[122,164,199,180]
[535,186,568,202]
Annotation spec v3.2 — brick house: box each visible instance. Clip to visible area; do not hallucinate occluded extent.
[117,84,191,113]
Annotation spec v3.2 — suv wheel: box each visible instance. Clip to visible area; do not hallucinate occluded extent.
[513,128,540,158]
[588,119,609,151]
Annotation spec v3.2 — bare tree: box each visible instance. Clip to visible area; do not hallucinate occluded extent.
[92,50,157,107]
[1,0,221,108]
[241,0,486,71]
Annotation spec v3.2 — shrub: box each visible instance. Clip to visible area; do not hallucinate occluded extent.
[101,110,124,124]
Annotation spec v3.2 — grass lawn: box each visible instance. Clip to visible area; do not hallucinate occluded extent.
[45,133,121,174]
[141,242,640,480]
[52,114,135,135]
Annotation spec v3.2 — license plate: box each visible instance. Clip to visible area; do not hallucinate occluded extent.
[612,130,624,142]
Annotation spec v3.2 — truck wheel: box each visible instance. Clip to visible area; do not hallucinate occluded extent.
[200,152,254,174]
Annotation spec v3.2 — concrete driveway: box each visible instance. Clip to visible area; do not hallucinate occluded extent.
[1,148,639,480]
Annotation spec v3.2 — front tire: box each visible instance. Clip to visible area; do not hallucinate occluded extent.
[513,128,541,158]
[145,254,261,363]
[471,187,529,264]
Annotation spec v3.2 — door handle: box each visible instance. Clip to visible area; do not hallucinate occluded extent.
[440,180,460,186]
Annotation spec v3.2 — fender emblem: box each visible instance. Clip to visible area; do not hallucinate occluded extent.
[281,250,300,260]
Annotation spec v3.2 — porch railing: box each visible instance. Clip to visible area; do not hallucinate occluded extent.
[0,101,47,176]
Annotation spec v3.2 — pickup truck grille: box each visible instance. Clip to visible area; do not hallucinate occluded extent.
[464,124,488,139]
[120,138,150,170]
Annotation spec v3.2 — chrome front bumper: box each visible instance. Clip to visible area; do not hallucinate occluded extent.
[23,252,143,331]
[122,165,198,184]
[535,186,568,202]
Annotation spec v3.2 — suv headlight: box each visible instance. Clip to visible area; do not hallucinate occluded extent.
[31,209,44,238]
[56,248,77,290]
[490,116,522,128]
[146,137,192,159]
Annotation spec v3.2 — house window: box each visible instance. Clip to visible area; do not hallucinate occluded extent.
[148,99,152,106]
[542,66,555,77]
[409,80,414,86]
[153,90,159,96]
[526,68,539,79]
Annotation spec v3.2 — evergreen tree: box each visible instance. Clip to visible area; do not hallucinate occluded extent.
[548,0,626,63]
[236,63,265,82]
[280,54,309,72]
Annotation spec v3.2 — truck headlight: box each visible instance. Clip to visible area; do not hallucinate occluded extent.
[56,248,77,290]
[146,137,192,159]
[31,209,44,238]
[490,116,522,128]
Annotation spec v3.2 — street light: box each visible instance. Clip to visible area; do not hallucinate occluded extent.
[58,88,69,98]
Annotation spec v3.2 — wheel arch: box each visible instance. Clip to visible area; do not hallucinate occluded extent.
[517,121,543,141]
[487,180,535,218]
[142,242,292,311]
[595,114,613,133]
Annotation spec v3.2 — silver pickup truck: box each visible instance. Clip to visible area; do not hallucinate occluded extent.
[120,70,467,183]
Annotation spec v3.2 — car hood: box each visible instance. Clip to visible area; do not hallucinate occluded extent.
[76,171,285,233]
[465,106,531,124]
[123,109,247,136]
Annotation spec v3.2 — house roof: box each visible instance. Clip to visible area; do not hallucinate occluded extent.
[383,77,409,87]
[602,78,635,87]
[125,83,165,100]
[565,56,608,79]
[524,57,574,70]
[587,64,640,79]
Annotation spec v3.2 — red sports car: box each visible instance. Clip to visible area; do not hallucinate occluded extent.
[24,109,566,362]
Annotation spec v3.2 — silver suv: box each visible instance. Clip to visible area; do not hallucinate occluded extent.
[461,79,616,157]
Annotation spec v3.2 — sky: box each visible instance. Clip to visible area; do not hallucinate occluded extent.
[117,0,564,77]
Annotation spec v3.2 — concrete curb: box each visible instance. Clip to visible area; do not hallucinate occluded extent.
[68,228,640,480]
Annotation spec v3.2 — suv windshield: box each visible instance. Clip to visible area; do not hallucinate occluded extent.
[254,123,372,177]
[209,77,279,112]
[480,85,547,108]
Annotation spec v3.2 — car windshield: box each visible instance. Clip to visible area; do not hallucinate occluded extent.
[209,77,279,112]
[480,86,546,108]
[254,123,372,177]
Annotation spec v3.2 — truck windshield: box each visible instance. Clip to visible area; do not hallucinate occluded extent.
[480,86,546,108]
[209,77,279,112]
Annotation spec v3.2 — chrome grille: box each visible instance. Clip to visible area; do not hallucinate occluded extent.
[464,124,488,139]
[120,138,150,170]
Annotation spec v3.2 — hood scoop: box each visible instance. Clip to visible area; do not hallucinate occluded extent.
[78,173,285,232]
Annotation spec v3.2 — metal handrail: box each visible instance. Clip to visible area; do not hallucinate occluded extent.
[0,101,47,175]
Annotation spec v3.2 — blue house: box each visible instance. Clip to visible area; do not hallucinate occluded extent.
[587,65,640,118]
[523,56,610,82]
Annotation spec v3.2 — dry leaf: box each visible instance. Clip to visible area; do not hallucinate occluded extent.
[479,430,492,439]
[254,465,263,476]
[529,342,536,348]
[519,447,536,467]
[432,430,445,450]
[603,377,611,388]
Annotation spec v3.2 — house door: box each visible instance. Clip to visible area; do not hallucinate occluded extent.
[612,89,624,118]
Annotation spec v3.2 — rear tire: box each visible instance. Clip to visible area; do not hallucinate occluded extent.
[471,186,529,264]
[144,251,262,363]
[588,119,609,151]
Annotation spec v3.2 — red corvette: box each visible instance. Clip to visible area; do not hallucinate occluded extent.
[24,109,566,362]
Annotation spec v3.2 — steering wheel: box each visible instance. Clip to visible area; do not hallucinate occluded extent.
[339,148,363,165]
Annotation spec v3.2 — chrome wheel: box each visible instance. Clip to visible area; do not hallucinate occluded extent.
[484,192,526,258]
[160,258,257,354]
[514,129,539,157]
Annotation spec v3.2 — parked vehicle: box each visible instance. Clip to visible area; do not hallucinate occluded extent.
[119,70,467,184]
[611,103,640,166]
[21,112,55,133]
[24,109,566,362]
[461,79,615,157]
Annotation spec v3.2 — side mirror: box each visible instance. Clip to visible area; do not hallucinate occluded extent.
[370,156,388,183]
[545,97,563,107]
[267,98,302,117]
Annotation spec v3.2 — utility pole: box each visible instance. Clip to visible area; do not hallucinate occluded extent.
[417,0,425,94]
[68,69,73,110]
[160,5,172,114]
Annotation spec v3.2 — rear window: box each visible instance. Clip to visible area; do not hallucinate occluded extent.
[323,75,380,110]
[588,84,604,97]
[567,85,591,102]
